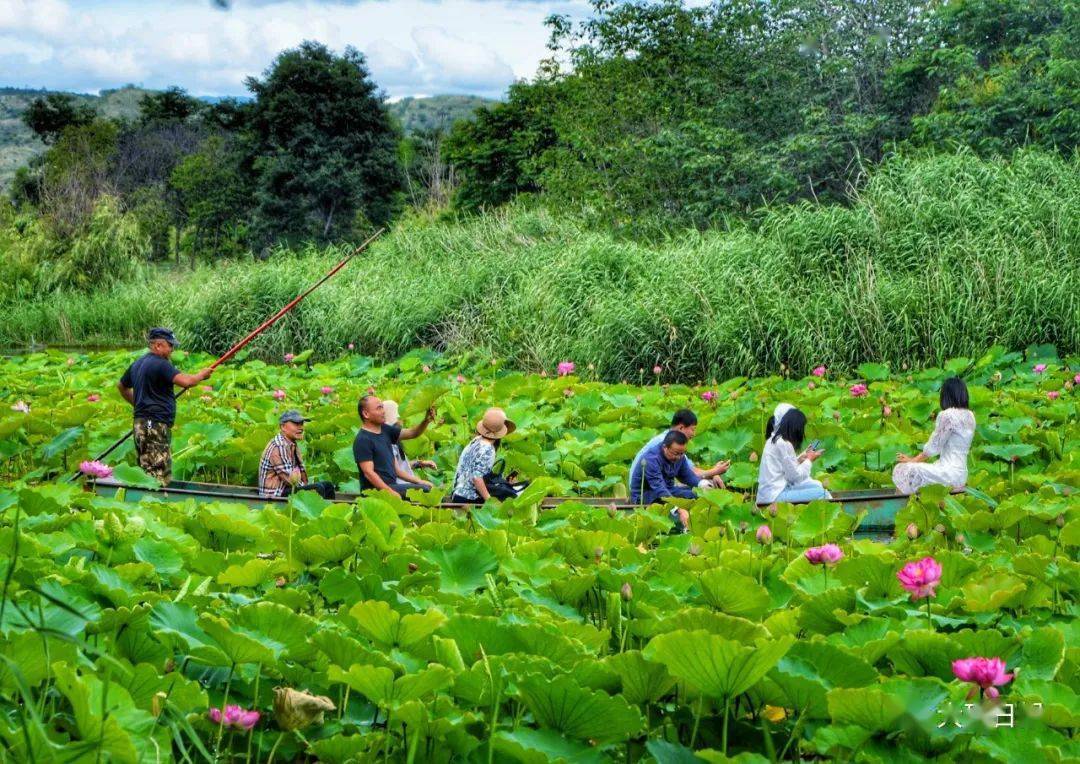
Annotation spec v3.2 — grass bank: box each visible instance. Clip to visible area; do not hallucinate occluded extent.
[2,149,1078,380]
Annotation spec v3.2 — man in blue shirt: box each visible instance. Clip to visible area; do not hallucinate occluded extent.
[628,409,729,494]
[629,430,710,505]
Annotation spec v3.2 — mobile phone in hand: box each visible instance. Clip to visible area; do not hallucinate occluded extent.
[809,439,823,451]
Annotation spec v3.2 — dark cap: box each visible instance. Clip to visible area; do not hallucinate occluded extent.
[279,410,311,425]
[147,328,179,347]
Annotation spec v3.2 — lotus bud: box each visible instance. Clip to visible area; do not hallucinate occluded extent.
[882,405,892,417]
[688,543,703,556]
[66,357,75,366]
[1056,515,1065,528]
[408,562,419,572]
[620,582,633,601]
[593,546,604,562]
[756,525,773,544]
[273,687,336,732]
[906,523,919,540]
[768,504,778,517]
[749,451,758,462]
[955,533,966,545]
[607,504,618,518]
[807,381,816,390]
[739,521,748,534]
[275,576,286,587]
[934,524,946,534]
[832,411,841,421]
[564,388,575,398]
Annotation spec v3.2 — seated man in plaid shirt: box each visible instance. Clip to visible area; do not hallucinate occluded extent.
[258,410,335,499]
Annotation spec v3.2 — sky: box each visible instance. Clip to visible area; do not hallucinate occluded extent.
[0,0,595,100]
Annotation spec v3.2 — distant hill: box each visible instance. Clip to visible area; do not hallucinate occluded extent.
[0,87,492,190]
[387,95,492,134]
[0,85,154,189]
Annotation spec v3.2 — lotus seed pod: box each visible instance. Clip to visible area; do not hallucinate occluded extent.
[124,516,146,540]
[934,524,946,534]
[620,582,633,601]
[906,523,919,540]
[408,562,419,572]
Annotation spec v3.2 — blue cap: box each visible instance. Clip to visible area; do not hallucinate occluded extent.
[147,328,179,347]
[279,410,311,425]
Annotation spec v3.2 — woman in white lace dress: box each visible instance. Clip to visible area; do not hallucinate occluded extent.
[893,378,976,494]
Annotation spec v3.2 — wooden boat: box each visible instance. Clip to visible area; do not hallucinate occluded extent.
[91,477,986,536]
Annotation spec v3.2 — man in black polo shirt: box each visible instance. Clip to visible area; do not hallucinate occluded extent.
[117,328,212,484]
[353,394,435,497]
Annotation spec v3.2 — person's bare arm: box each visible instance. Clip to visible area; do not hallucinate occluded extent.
[400,407,436,441]
[396,465,432,488]
[358,461,397,495]
[116,380,135,406]
[173,368,213,389]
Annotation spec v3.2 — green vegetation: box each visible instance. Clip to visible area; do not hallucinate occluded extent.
[3,150,1078,379]
[0,348,1077,760]
[388,95,492,134]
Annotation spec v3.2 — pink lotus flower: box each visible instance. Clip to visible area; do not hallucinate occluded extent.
[201,385,213,392]
[952,657,1013,700]
[756,525,773,544]
[86,394,100,402]
[897,556,942,600]
[563,387,575,398]
[320,386,333,395]
[347,343,355,350]
[804,544,843,565]
[79,460,113,479]
[11,400,29,413]
[1047,390,1060,400]
[882,405,892,417]
[540,370,548,378]
[812,366,826,377]
[652,365,662,375]
[209,705,260,730]
[456,374,466,384]
[701,390,717,402]
[272,389,286,401]
[422,365,431,373]
[1033,363,1047,373]
[850,383,868,397]
[749,451,758,463]
[807,381,816,390]
[1074,373,1080,384]
[558,361,576,376]
[284,353,295,364]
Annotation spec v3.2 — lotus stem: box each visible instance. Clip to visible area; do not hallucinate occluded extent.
[925,596,933,630]
[690,695,704,748]
[721,695,730,756]
[264,733,285,764]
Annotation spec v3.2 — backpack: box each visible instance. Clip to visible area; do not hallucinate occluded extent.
[482,459,529,500]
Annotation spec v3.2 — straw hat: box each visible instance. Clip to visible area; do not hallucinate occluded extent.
[476,407,516,439]
[383,399,400,426]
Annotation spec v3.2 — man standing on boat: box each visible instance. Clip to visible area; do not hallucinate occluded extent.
[116,328,212,484]
[258,410,335,499]
[353,395,436,497]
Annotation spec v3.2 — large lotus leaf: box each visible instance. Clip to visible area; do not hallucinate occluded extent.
[312,630,400,672]
[825,686,904,732]
[148,602,226,664]
[297,533,355,563]
[887,630,969,681]
[360,498,405,552]
[788,502,844,544]
[400,380,452,419]
[1016,626,1064,681]
[604,650,676,706]
[38,426,84,461]
[393,665,455,704]
[216,558,280,587]
[110,463,161,488]
[423,540,499,596]
[1013,679,1080,728]
[969,722,1072,763]
[697,569,770,619]
[493,728,606,764]
[114,662,207,715]
[348,599,447,648]
[643,630,794,700]
[644,740,702,764]
[962,572,1027,613]
[640,608,769,642]
[769,641,879,718]
[309,734,370,764]
[516,673,644,743]
[0,632,80,691]
[440,615,588,667]
[329,664,395,705]
[197,613,276,666]
[132,538,184,579]
[798,587,858,635]
[234,601,317,662]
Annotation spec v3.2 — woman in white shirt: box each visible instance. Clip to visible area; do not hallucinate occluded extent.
[893,378,976,494]
[756,403,828,504]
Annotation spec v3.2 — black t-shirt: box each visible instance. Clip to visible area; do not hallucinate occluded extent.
[352,424,401,490]
[120,353,181,425]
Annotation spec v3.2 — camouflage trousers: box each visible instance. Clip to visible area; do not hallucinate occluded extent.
[133,418,172,483]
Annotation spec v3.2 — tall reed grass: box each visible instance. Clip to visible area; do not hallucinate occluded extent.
[2,150,1078,379]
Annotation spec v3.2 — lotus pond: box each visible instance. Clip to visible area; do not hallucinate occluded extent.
[0,346,1077,762]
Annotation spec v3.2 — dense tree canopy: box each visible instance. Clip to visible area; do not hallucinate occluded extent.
[21,93,95,144]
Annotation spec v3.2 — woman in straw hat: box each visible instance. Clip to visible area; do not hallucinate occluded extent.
[451,408,516,504]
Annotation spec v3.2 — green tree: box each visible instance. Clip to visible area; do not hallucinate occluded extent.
[170,135,249,260]
[244,40,401,244]
[22,94,96,144]
[445,81,556,211]
[138,86,204,125]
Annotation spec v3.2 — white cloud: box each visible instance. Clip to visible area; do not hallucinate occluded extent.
[0,0,590,98]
